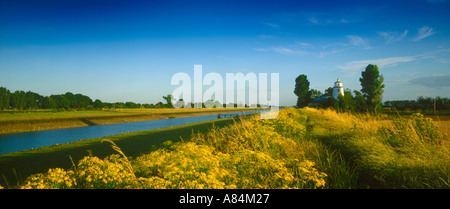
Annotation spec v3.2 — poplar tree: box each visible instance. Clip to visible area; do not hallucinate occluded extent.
[294,74,310,108]
[360,64,385,113]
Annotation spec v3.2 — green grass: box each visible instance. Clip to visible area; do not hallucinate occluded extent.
[0,117,237,187]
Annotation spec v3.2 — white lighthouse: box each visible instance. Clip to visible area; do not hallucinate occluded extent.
[332,78,344,99]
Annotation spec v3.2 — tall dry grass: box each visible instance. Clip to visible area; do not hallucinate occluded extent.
[304,107,449,188]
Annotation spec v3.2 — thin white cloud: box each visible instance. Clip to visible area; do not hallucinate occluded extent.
[272,47,295,54]
[336,48,450,75]
[316,49,344,58]
[340,18,349,23]
[302,11,362,26]
[379,30,408,44]
[413,26,436,41]
[307,17,319,24]
[253,48,269,52]
[346,35,371,49]
[254,47,309,56]
[259,34,277,39]
[272,47,309,56]
[408,74,450,88]
[336,56,416,75]
[393,72,418,78]
[264,22,280,28]
[295,41,312,47]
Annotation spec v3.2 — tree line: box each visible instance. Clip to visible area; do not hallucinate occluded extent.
[0,87,262,111]
[294,64,386,114]
[0,87,177,111]
[295,64,449,113]
[384,96,450,111]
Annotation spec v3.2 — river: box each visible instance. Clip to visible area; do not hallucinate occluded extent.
[0,110,263,154]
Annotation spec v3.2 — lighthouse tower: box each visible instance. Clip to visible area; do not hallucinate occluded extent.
[332,78,344,99]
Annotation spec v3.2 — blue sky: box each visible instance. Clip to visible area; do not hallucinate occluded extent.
[1,0,449,106]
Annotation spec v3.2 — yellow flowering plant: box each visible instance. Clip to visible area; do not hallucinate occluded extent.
[21,168,75,189]
[20,108,328,189]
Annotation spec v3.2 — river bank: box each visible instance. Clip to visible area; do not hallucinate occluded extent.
[0,116,238,187]
[0,108,260,135]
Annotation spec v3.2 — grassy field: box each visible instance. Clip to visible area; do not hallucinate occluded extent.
[305,108,449,188]
[407,115,450,137]
[2,107,449,189]
[0,108,260,135]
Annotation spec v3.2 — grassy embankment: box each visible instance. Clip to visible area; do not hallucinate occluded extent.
[3,107,449,189]
[0,116,239,187]
[305,108,449,188]
[4,108,341,189]
[0,108,260,135]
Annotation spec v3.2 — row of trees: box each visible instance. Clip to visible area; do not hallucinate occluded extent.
[384,96,450,111]
[294,64,385,113]
[0,87,176,110]
[0,87,261,111]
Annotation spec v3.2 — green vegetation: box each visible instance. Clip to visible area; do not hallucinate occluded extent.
[0,117,238,187]
[359,64,385,113]
[5,107,447,189]
[0,86,266,111]
[294,74,311,108]
[297,64,449,115]
[0,86,185,110]
[297,64,386,114]
[384,96,450,113]
[11,108,332,189]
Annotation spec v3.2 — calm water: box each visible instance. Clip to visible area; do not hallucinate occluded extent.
[0,111,262,154]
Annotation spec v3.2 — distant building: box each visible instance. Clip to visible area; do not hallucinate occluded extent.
[308,96,329,107]
[308,78,345,107]
[332,78,344,99]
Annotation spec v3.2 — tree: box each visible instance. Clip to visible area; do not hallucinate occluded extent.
[125,102,140,108]
[50,95,70,110]
[10,90,26,110]
[93,99,103,109]
[328,96,339,110]
[360,64,385,113]
[308,89,322,100]
[75,93,93,109]
[0,87,11,110]
[338,89,355,112]
[34,92,44,109]
[163,94,174,108]
[353,90,367,112]
[25,91,38,110]
[324,87,333,97]
[155,101,164,108]
[64,92,77,108]
[417,96,433,110]
[43,96,57,109]
[294,74,311,108]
